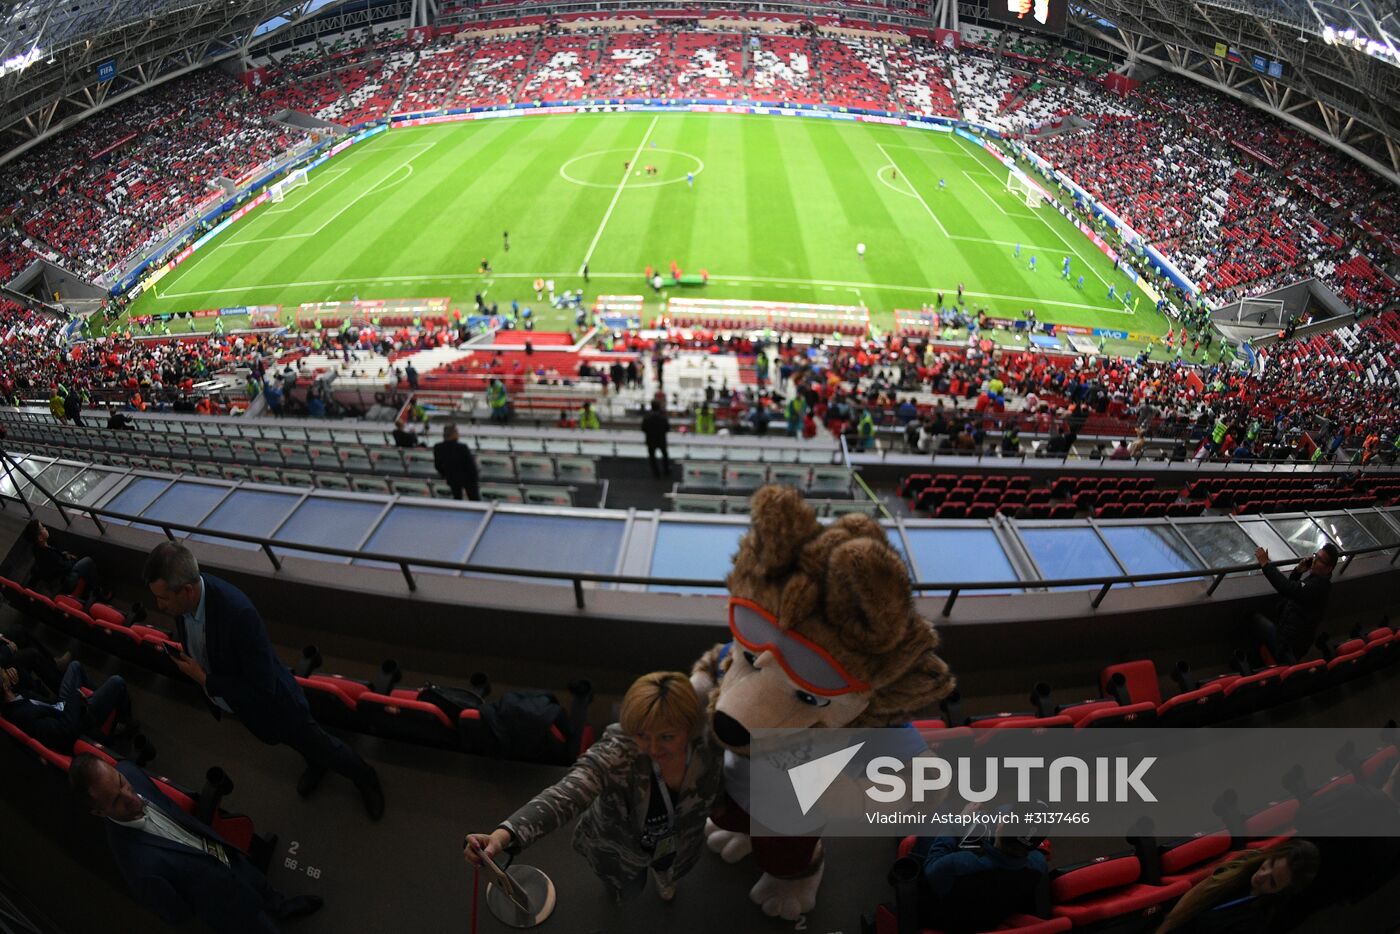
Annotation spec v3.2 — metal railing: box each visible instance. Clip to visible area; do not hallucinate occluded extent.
[4,448,1396,616]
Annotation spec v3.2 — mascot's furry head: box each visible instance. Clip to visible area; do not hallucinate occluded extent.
[698,485,955,751]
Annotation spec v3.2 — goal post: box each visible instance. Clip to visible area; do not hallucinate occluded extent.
[1006,169,1044,209]
[269,167,308,203]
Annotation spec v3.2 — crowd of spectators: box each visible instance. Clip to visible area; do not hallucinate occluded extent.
[631,306,1398,466]
[1,19,1393,324]
[1,70,306,281]
[1035,74,1396,313]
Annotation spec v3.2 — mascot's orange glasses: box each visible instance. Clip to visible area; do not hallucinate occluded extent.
[728,597,870,696]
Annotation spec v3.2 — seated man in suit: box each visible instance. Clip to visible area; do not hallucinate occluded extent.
[69,754,322,933]
[143,542,384,819]
[0,630,69,697]
[1,660,135,752]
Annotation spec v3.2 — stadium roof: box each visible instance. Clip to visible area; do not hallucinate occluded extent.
[1075,0,1400,177]
[0,0,348,155]
[1,0,1398,178]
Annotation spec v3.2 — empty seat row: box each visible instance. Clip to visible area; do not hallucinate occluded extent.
[1093,501,1208,519]
[476,452,598,484]
[1,411,836,466]
[293,657,594,765]
[930,502,1078,520]
[1231,494,1380,515]
[672,494,878,518]
[925,628,1399,739]
[679,462,853,496]
[900,473,1034,499]
[9,424,597,488]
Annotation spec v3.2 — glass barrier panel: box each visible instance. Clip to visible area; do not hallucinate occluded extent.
[467,513,625,585]
[141,482,232,533]
[355,503,485,574]
[1267,515,1329,556]
[648,522,745,594]
[1354,511,1400,548]
[903,527,1020,594]
[1310,513,1377,551]
[1100,526,1203,581]
[59,468,119,507]
[1177,521,1259,572]
[274,496,388,563]
[21,462,83,503]
[1236,518,1296,560]
[1020,527,1122,589]
[100,477,173,525]
[193,490,304,550]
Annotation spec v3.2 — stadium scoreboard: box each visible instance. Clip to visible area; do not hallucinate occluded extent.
[987,0,1069,35]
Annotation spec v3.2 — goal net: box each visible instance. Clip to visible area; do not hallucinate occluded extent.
[1006,169,1044,209]
[269,167,308,203]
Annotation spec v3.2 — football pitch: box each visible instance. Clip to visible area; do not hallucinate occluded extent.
[124,112,1166,343]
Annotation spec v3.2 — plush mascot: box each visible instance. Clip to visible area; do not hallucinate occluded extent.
[691,485,956,920]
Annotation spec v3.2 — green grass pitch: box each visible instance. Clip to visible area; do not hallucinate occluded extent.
[123,112,1169,348]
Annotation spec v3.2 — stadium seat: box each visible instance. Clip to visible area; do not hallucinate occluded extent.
[674,495,724,514]
[1071,701,1157,729]
[871,904,1070,934]
[551,455,596,484]
[358,688,459,748]
[478,454,516,482]
[480,484,524,504]
[809,468,853,495]
[515,455,556,482]
[402,449,439,479]
[769,465,811,489]
[524,487,573,507]
[390,479,434,498]
[1158,832,1233,886]
[1049,856,1189,926]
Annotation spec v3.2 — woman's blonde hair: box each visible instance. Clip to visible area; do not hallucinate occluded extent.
[1156,840,1320,933]
[619,671,701,737]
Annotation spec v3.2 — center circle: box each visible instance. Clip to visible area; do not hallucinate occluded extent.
[559,148,705,189]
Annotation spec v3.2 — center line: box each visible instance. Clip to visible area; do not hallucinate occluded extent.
[579,114,659,275]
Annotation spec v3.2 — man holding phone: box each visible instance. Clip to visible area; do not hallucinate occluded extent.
[1251,543,1339,665]
[143,542,384,820]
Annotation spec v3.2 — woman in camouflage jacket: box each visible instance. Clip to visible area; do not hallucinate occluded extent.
[465,671,723,901]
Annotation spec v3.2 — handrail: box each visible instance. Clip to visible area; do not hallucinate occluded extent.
[4,471,1396,614]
